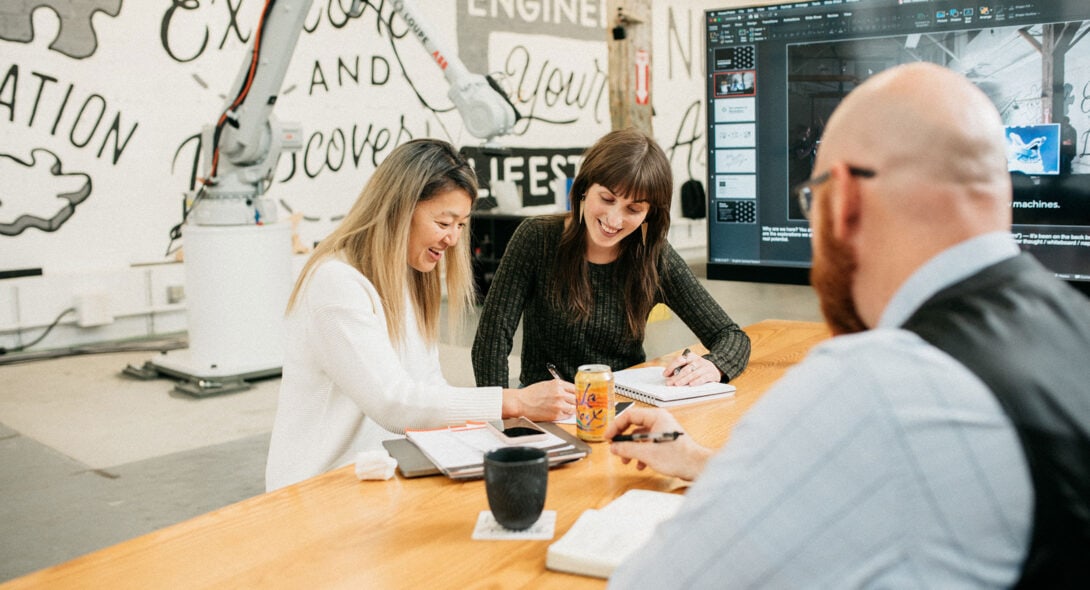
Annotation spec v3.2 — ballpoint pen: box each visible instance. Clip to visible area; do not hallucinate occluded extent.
[546,363,563,381]
[611,431,684,443]
[672,348,692,376]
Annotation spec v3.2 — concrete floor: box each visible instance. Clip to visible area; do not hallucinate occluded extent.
[0,267,821,583]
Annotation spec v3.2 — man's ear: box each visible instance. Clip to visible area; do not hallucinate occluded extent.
[827,162,863,245]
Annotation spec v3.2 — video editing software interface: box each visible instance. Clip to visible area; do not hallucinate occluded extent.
[704,0,1090,291]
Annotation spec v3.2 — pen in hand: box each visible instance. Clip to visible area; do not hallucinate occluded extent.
[611,431,684,443]
[672,348,692,376]
[546,363,563,381]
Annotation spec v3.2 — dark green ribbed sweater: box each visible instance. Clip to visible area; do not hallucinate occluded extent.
[472,216,751,387]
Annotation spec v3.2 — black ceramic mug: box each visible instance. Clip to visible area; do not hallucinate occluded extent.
[483,446,548,530]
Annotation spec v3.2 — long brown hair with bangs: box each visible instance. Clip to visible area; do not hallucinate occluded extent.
[286,139,478,347]
[553,128,673,339]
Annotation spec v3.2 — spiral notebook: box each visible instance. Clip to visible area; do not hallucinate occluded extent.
[613,366,736,407]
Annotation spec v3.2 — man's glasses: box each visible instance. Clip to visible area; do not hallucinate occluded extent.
[793,166,876,219]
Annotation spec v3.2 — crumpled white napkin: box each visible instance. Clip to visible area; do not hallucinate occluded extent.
[354,449,397,481]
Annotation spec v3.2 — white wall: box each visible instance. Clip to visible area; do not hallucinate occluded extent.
[0,0,793,353]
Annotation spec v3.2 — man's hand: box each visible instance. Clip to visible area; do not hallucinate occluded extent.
[604,407,713,481]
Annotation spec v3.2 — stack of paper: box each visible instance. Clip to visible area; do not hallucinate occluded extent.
[404,422,588,479]
[546,489,685,578]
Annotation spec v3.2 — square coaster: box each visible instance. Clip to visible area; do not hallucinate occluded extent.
[471,510,556,540]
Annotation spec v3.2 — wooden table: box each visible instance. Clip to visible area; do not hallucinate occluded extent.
[3,320,829,590]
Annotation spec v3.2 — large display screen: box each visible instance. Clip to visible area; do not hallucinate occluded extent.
[704,0,1090,295]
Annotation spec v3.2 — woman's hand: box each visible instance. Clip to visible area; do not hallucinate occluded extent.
[501,379,576,421]
[663,351,723,387]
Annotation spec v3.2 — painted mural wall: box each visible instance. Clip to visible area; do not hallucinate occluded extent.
[0,0,738,350]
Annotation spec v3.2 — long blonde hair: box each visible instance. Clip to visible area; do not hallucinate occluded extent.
[287,139,478,346]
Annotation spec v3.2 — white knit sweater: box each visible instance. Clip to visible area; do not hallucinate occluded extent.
[265,257,502,491]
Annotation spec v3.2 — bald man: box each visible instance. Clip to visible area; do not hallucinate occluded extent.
[606,63,1090,588]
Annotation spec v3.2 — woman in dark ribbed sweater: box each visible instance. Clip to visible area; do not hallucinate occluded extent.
[471,129,751,389]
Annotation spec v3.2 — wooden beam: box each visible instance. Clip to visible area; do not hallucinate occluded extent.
[607,0,653,134]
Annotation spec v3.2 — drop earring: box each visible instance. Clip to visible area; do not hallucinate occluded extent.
[578,200,584,224]
[641,223,648,246]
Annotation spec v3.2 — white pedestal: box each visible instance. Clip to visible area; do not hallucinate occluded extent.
[146,223,292,395]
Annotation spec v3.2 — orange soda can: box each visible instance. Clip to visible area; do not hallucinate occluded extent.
[574,364,615,442]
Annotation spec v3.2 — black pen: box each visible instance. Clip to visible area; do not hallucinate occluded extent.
[611,431,684,443]
[546,363,563,381]
[672,348,692,376]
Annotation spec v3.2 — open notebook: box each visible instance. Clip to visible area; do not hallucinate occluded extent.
[613,366,736,407]
[546,489,685,578]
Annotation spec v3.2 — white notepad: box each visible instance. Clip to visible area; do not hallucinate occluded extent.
[546,489,685,578]
[613,366,736,407]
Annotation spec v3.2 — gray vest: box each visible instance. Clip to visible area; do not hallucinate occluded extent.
[902,253,1090,588]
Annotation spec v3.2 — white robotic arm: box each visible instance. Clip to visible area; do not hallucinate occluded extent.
[188,0,519,227]
[148,0,520,391]
[187,1,308,226]
[373,0,519,142]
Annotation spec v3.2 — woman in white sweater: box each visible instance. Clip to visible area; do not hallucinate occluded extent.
[266,139,576,491]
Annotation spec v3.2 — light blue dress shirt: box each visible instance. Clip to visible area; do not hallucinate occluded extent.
[610,233,1032,589]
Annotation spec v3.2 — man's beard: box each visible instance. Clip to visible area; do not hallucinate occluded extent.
[810,203,868,336]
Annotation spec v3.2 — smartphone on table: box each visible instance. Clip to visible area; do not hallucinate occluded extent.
[486,417,550,444]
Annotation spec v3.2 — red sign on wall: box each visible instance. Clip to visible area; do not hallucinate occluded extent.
[635,49,650,105]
